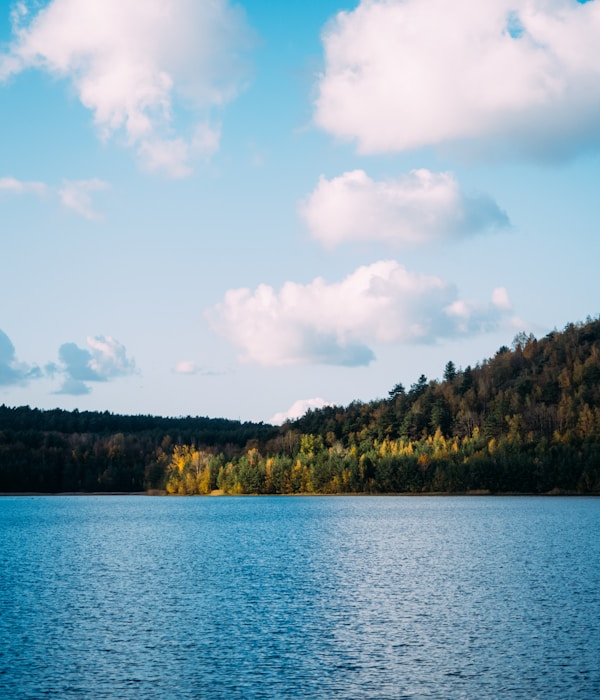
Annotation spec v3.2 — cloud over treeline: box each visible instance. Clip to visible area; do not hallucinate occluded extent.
[0,328,136,396]
[0,329,42,386]
[270,398,333,426]
[0,0,253,177]
[209,261,512,367]
[301,169,510,248]
[54,336,136,395]
[315,0,600,159]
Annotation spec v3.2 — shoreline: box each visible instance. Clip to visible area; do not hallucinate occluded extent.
[1,489,597,497]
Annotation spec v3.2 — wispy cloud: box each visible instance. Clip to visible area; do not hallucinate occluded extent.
[173,360,227,377]
[0,176,47,196]
[1,175,109,219]
[174,360,201,375]
[138,122,222,177]
[209,261,513,367]
[58,178,109,221]
[1,0,253,177]
[315,0,600,160]
[301,169,509,248]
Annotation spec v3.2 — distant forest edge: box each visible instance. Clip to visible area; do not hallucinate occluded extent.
[2,317,600,495]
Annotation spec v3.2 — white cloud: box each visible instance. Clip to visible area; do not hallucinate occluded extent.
[1,0,252,176]
[2,175,108,219]
[315,0,600,159]
[492,287,512,311]
[174,360,200,375]
[58,178,109,220]
[270,398,333,426]
[0,176,47,196]
[86,336,135,379]
[445,288,512,334]
[192,122,221,160]
[137,138,192,179]
[135,124,220,177]
[56,335,135,394]
[0,328,134,394]
[301,169,509,248]
[209,260,512,367]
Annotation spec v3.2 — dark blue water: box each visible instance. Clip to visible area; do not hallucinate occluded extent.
[0,496,598,699]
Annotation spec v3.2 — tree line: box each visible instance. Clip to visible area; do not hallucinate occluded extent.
[0,408,276,492]
[2,317,600,494]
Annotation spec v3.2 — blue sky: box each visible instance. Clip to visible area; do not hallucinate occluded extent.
[1,0,599,423]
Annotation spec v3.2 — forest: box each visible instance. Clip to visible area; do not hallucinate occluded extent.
[1,317,600,495]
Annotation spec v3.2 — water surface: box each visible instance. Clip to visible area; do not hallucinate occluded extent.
[1,496,598,698]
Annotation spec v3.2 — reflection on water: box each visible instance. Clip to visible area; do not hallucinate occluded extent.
[1,496,599,698]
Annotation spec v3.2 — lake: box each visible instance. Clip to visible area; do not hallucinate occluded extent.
[0,495,598,699]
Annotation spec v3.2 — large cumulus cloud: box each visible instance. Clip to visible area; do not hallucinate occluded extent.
[209,261,512,367]
[301,169,510,248]
[314,0,600,159]
[1,0,253,176]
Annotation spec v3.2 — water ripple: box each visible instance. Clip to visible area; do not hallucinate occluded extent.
[0,495,599,698]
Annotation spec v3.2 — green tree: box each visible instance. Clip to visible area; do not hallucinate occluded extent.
[443,361,457,383]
